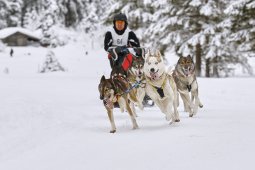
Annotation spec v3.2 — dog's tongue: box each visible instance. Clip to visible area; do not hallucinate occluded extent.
[150,72,158,80]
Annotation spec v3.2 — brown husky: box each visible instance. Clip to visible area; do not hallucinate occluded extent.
[172,55,203,117]
[127,54,146,112]
[98,67,140,133]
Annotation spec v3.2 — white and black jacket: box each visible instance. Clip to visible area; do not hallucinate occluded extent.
[104,26,140,51]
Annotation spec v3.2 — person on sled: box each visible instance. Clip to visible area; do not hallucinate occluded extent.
[104,13,154,107]
[104,13,141,71]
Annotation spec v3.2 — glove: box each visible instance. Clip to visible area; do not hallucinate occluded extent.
[134,47,145,57]
[116,46,129,55]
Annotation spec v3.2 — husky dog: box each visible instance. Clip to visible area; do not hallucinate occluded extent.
[172,55,203,117]
[127,51,147,112]
[143,50,180,123]
[98,67,140,133]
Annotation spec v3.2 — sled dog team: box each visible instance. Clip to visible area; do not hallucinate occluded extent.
[98,49,203,133]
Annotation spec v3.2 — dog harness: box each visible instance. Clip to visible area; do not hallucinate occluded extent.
[146,73,168,99]
[173,70,195,92]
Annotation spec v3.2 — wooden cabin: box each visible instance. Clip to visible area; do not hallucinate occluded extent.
[0,27,40,46]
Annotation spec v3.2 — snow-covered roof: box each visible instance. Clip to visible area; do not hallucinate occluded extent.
[0,27,40,40]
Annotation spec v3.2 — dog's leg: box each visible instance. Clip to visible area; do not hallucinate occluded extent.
[124,96,139,129]
[171,80,180,122]
[180,93,194,117]
[180,93,189,112]
[191,88,200,115]
[173,91,180,122]
[137,88,145,110]
[197,90,203,108]
[167,99,175,124]
[130,102,138,117]
[153,99,169,119]
[192,88,203,114]
[106,108,116,133]
[129,90,143,111]
[177,92,180,107]
[199,100,203,108]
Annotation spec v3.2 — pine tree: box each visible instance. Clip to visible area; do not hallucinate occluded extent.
[143,0,227,77]
[0,0,9,29]
[23,7,40,30]
[223,0,255,75]
[7,0,23,27]
[40,0,59,47]
[40,50,65,73]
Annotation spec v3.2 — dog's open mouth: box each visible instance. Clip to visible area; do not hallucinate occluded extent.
[150,69,159,80]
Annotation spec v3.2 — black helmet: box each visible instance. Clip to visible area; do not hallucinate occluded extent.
[113,13,127,22]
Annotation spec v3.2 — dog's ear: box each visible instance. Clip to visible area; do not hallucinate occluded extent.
[187,55,194,61]
[155,49,162,59]
[187,55,192,59]
[177,56,183,63]
[100,75,106,82]
[149,48,152,56]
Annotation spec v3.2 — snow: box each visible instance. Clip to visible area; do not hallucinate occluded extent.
[0,27,41,40]
[0,40,255,170]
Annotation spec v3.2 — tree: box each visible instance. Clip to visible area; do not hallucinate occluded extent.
[0,0,9,28]
[223,0,255,75]
[7,0,23,27]
[23,7,40,30]
[40,0,59,46]
[40,50,65,73]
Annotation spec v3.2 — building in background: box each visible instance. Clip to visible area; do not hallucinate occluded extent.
[0,27,40,46]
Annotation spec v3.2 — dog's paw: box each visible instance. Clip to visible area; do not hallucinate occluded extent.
[132,125,139,130]
[110,130,116,133]
[189,114,193,117]
[165,115,172,121]
[169,120,175,125]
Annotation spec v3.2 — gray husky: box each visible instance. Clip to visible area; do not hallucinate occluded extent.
[172,55,203,117]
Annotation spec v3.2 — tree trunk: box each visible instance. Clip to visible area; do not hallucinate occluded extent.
[212,56,219,77]
[205,58,210,77]
[195,43,202,77]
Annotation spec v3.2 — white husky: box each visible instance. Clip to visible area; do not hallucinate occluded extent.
[143,50,180,123]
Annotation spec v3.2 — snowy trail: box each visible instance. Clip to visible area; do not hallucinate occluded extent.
[0,44,255,170]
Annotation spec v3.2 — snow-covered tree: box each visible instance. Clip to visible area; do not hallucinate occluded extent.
[223,0,255,75]
[7,0,23,27]
[0,0,9,28]
[40,0,59,47]
[56,0,86,27]
[143,0,227,77]
[23,7,40,31]
[40,50,65,73]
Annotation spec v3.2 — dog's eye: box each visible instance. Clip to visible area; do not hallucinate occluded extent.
[148,62,151,65]
[155,62,158,65]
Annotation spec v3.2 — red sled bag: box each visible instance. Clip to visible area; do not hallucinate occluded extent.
[122,53,133,71]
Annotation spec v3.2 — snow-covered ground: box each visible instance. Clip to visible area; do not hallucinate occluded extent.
[0,41,255,170]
